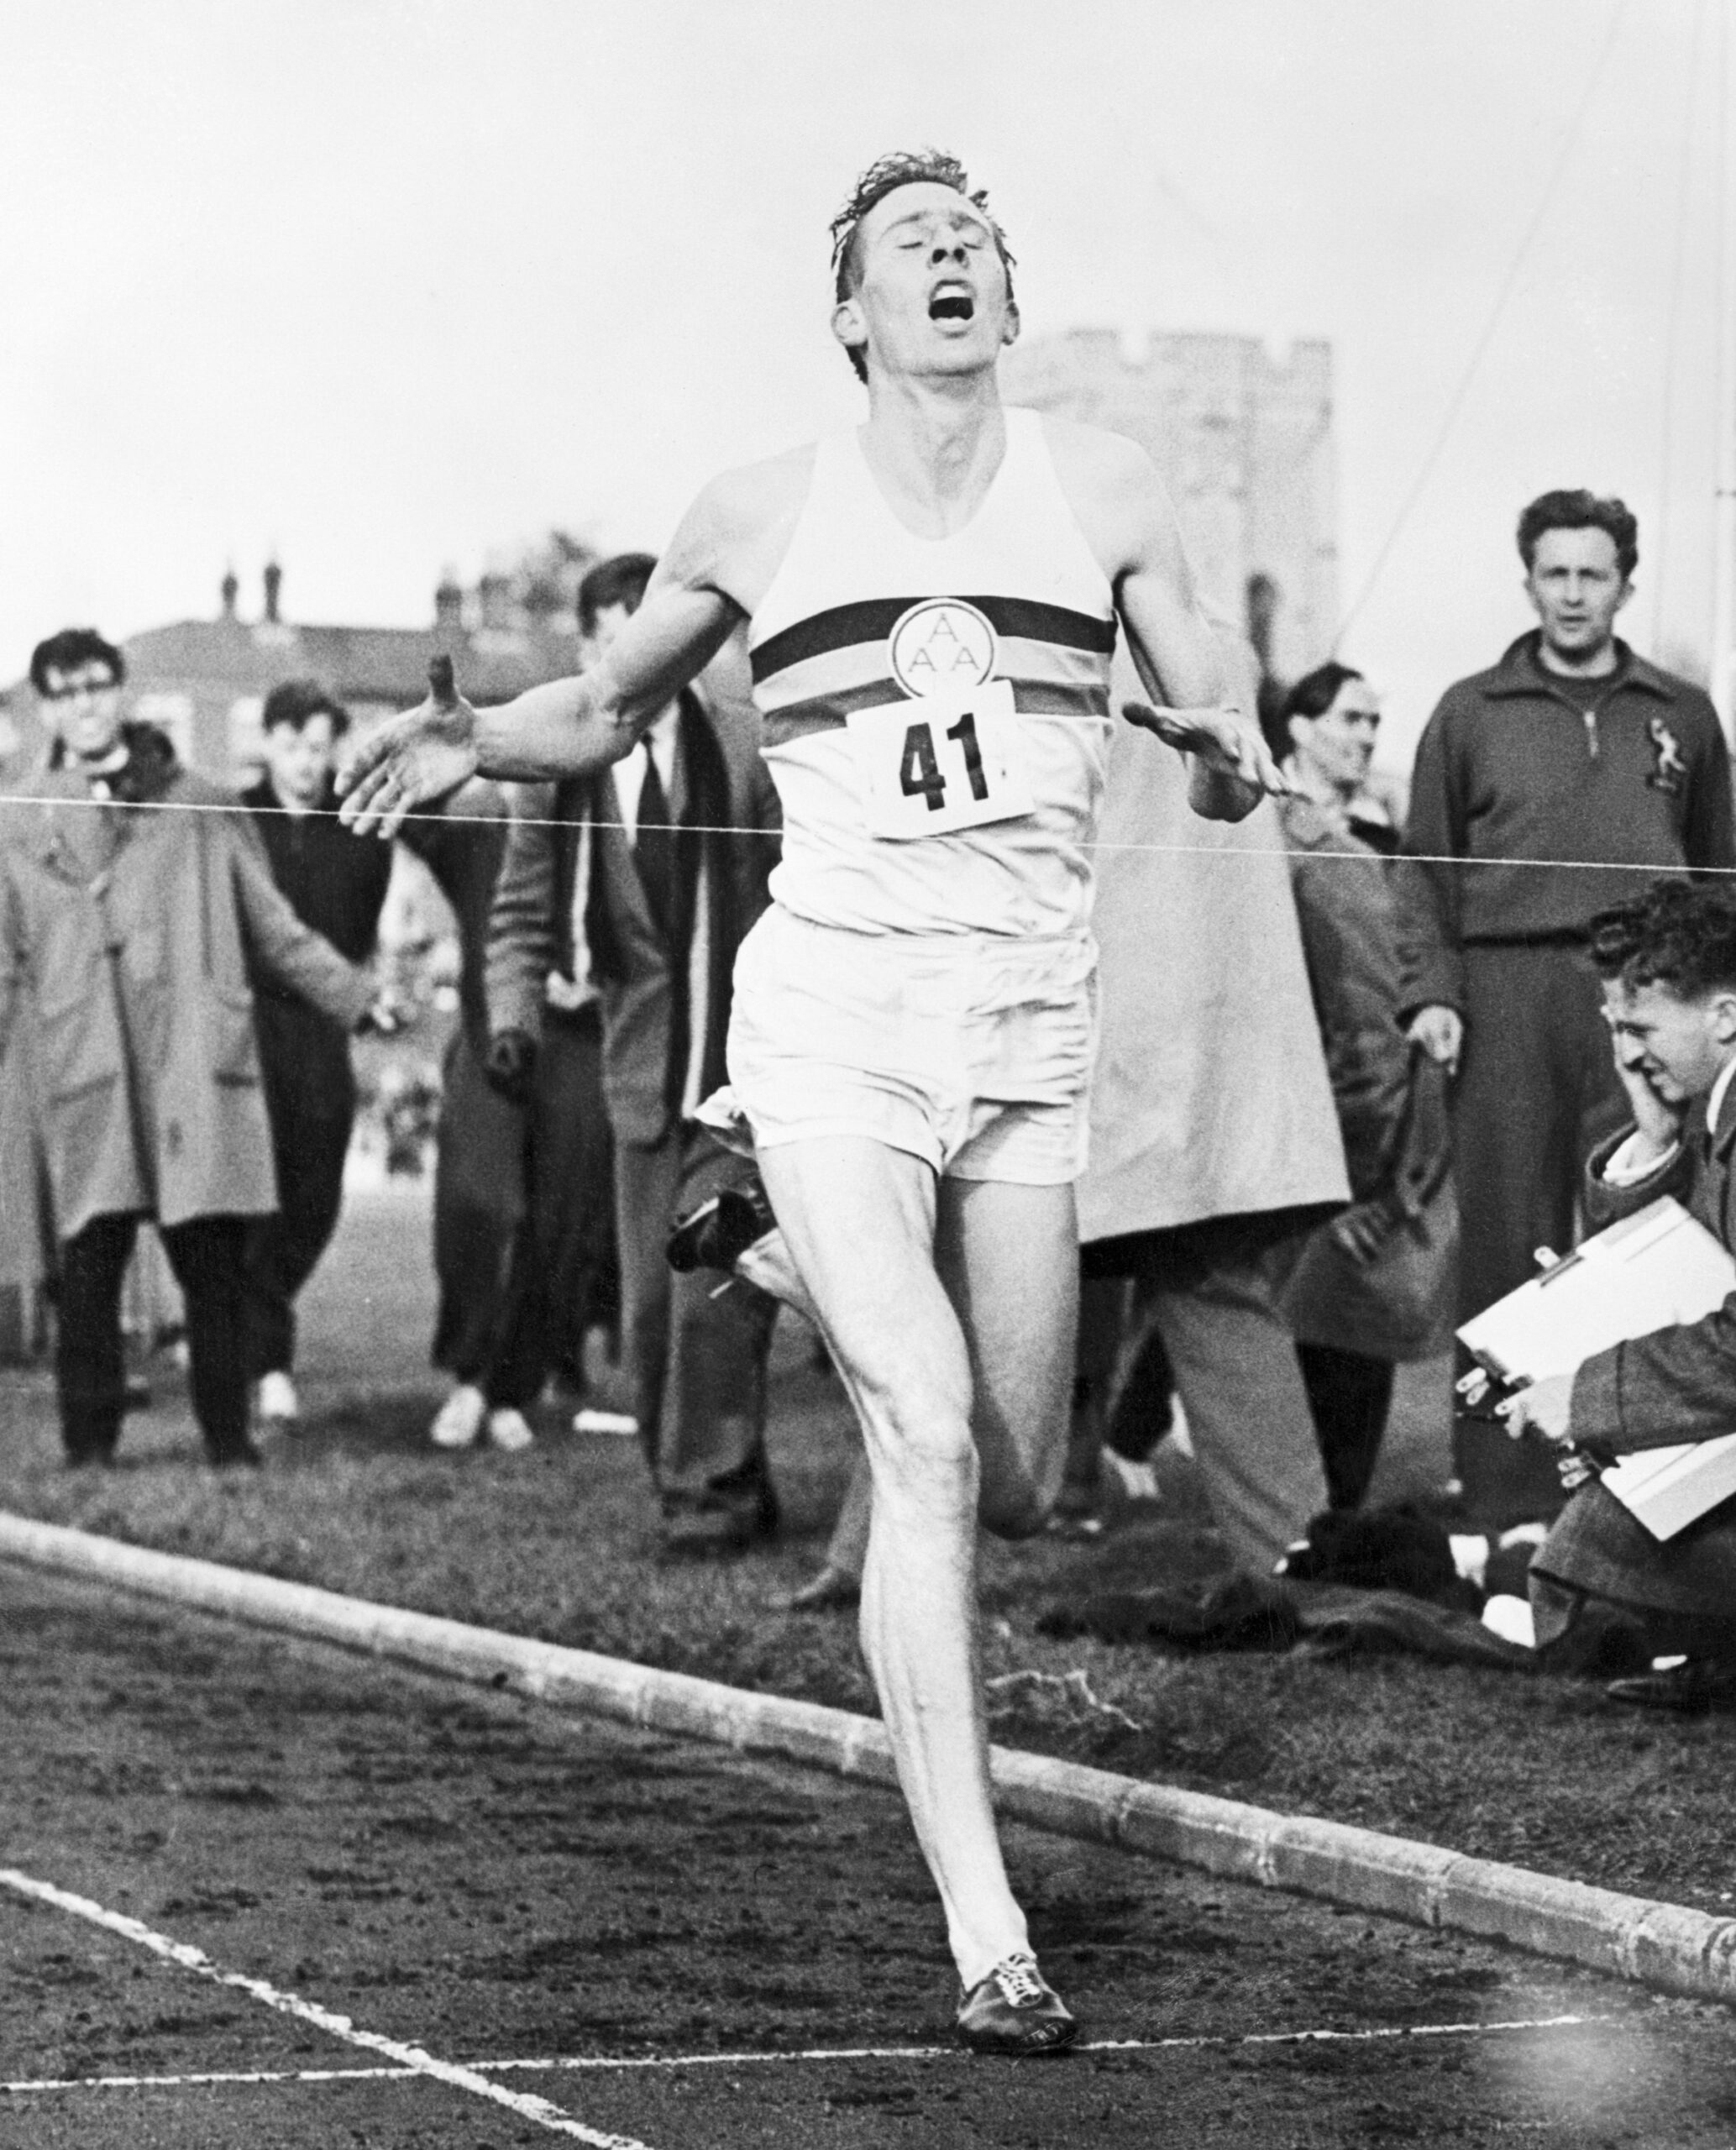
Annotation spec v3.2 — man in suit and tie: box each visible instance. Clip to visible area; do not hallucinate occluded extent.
[487,553,784,1555]
[1500,878,1736,1711]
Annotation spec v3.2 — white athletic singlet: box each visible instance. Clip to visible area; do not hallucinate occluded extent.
[747,408,1117,938]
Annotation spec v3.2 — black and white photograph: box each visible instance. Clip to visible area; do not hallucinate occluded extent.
[3,2,1736,2142]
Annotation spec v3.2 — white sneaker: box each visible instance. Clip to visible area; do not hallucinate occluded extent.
[430,1384,486,1450]
[572,1407,639,1438]
[255,1371,300,1427]
[486,1407,535,1452]
[1100,1450,1161,1504]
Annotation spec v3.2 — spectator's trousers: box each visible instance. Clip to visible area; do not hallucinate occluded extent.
[432,1009,617,1407]
[523,1004,619,1388]
[1298,1342,1394,1512]
[1078,1222,1331,1572]
[243,1044,354,1380]
[57,1212,250,1463]
[1142,1255,1330,1571]
[615,1122,777,1528]
[1531,1481,1736,1668]
[1451,940,1628,1523]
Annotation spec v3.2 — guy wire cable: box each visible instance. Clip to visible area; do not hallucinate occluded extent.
[1334,0,1633,651]
[1651,0,1711,653]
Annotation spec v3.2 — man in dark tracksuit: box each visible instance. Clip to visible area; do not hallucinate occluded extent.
[1400,490,1735,1523]
[240,681,393,1426]
[1499,881,1736,1712]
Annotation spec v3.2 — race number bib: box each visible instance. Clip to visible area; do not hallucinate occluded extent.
[846,679,1035,841]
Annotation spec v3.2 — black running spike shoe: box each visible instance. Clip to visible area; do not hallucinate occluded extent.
[666,1179,776,1273]
[956,1951,1079,2056]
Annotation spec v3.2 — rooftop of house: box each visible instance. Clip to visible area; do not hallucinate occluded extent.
[0,564,585,768]
[121,611,579,707]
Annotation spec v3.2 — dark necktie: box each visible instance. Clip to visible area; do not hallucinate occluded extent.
[634,737,674,934]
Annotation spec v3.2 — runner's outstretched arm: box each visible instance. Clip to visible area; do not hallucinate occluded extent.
[337,490,742,836]
[1095,438,1288,821]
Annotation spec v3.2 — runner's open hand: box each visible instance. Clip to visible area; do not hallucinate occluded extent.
[337,656,480,838]
[1120,699,1293,799]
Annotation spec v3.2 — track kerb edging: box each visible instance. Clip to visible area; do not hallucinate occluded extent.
[4,1511,1733,2009]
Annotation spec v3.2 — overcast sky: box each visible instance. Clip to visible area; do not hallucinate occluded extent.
[1,0,1724,765]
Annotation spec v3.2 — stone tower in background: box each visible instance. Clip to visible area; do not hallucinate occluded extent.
[1002,329,1338,692]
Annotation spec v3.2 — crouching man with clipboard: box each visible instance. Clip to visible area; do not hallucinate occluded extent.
[1496,881,1736,1712]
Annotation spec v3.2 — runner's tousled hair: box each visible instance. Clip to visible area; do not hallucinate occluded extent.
[1588,879,1736,1000]
[830,149,1016,385]
[1516,489,1639,582]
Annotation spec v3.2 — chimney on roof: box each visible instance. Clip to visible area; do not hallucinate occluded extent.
[434,570,464,637]
[220,567,239,620]
[478,570,512,635]
[1245,572,1278,669]
[263,559,282,625]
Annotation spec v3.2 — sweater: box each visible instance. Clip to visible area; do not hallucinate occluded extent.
[1398,633,1734,1015]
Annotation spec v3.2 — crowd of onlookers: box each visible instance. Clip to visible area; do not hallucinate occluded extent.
[0,554,784,1560]
[4,492,1736,1700]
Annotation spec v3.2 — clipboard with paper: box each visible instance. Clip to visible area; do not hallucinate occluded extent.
[1456,1195,1736,1540]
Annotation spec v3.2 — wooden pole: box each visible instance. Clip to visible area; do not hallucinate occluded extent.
[1712,0,1736,742]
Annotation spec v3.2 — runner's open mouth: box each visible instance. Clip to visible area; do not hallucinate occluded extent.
[929,292,974,322]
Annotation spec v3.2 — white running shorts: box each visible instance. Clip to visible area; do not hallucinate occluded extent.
[719,905,1097,1185]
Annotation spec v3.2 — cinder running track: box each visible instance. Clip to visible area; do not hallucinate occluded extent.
[3,1563,1733,2148]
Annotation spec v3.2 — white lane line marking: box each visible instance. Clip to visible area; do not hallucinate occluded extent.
[1089,2013,1613,2053]
[496,2016,1618,2069]
[0,1867,653,2149]
[4,2068,421,2093]
[1,2013,1620,2095]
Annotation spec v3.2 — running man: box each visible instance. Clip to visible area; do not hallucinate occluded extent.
[339,149,1284,2053]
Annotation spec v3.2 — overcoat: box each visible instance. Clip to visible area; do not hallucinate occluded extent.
[0,735,373,1243]
[1273,795,1457,1361]
[1076,679,1348,1246]
[0,1009,49,1293]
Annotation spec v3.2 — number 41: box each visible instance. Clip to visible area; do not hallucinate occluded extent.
[899,710,989,812]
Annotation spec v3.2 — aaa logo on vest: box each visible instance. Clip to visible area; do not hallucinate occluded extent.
[889,599,998,698]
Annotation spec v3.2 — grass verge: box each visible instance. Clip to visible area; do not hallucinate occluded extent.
[3,1185,1732,1923]
[6,1351,1733,1923]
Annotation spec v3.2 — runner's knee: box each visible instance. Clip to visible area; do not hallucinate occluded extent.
[867,1418,979,1521]
[848,1353,973,1464]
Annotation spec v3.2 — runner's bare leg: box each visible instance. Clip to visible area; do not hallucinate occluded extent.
[933,1173,1078,1534]
[758,1139,1076,1988]
[811,1173,1077,1581]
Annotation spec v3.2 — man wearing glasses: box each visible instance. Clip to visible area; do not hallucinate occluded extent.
[1,629,373,1470]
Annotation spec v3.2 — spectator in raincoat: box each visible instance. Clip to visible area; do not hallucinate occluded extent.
[0,628,373,1468]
